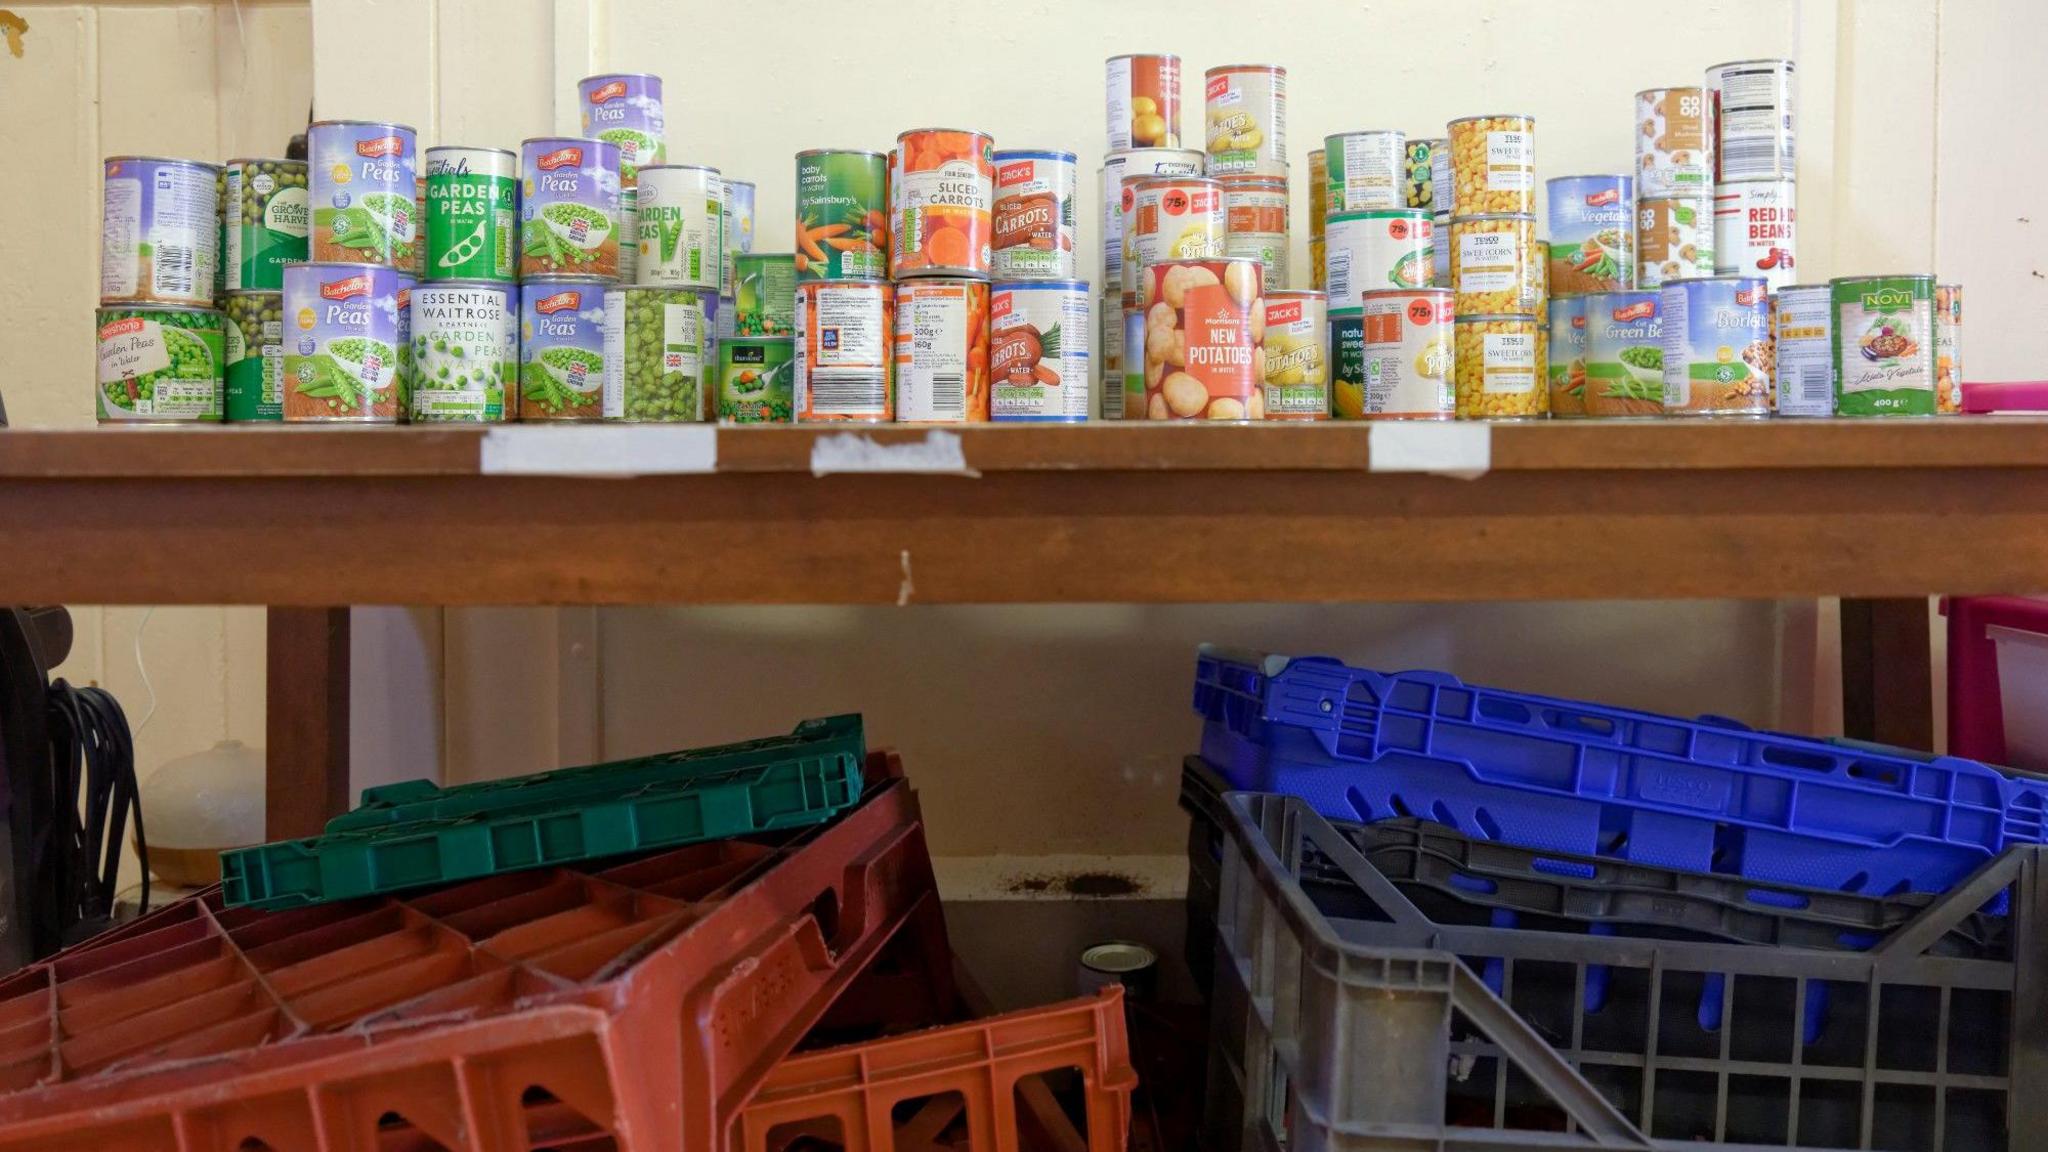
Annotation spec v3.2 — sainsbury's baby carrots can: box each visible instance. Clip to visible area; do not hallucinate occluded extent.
[794,149,889,282]
[893,128,995,279]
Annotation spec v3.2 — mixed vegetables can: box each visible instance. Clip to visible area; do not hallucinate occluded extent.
[1830,274,1935,416]
[990,281,1091,422]
[1658,276,1771,416]
[1354,288,1454,420]
[1771,283,1834,417]
[991,150,1078,280]
[518,279,608,420]
[718,337,795,423]
[795,149,889,281]
[1713,179,1797,290]
[224,291,283,421]
[282,261,409,422]
[794,278,893,422]
[577,73,666,185]
[1203,65,1286,177]
[309,121,418,269]
[734,252,797,337]
[520,137,622,280]
[893,128,995,278]
[893,278,991,423]
[1258,289,1329,420]
[1453,314,1542,418]
[1544,176,1633,295]
[1106,54,1181,149]
[101,157,222,306]
[223,158,309,292]
[603,285,708,421]
[95,304,225,423]
[1326,210,1434,309]
[423,147,516,282]
[1580,291,1665,417]
[1141,258,1264,421]
[1220,175,1289,290]
[1636,87,1713,197]
[635,164,724,290]
[410,281,516,422]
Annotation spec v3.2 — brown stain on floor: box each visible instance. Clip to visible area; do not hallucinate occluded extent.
[0,11,26,59]
[1001,870,1146,898]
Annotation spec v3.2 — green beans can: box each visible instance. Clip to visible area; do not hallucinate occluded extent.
[224,158,309,292]
[602,285,708,420]
[795,149,888,281]
[224,291,283,420]
[1831,274,1936,416]
[425,147,516,282]
[410,281,516,421]
[734,252,797,337]
[95,305,225,423]
[718,337,795,423]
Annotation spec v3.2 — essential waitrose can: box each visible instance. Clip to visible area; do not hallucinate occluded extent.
[1708,59,1795,182]
[1259,289,1328,420]
[309,122,418,269]
[718,337,795,423]
[1638,197,1714,289]
[1659,276,1771,416]
[1126,175,1226,298]
[1107,54,1180,149]
[894,128,995,278]
[1203,65,1286,178]
[1447,114,1536,216]
[1220,174,1289,290]
[1352,289,1454,420]
[1325,210,1435,310]
[1449,214,1538,315]
[1936,283,1963,415]
[1545,176,1634,295]
[577,73,666,185]
[992,150,1079,280]
[602,284,708,421]
[409,280,516,422]
[224,158,309,292]
[1713,180,1797,289]
[521,137,622,280]
[101,157,222,306]
[282,261,408,422]
[1637,87,1713,197]
[518,279,608,420]
[1547,295,1588,418]
[635,164,723,290]
[1772,283,1834,417]
[894,278,991,423]
[1325,130,1405,213]
[224,291,283,421]
[95,304,225,423]
[734,252,797,337]
[1831,274,1936,416]
[794,278,893,422]
[795,149,889,281]
[424,147,516,282]
[1405,138,1443,213]
[1141,258,1262,421]
[990,280,1091,422]
[1104,148,1206,291]
[1580,291,1665,418]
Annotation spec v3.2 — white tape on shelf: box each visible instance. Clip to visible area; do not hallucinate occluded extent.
[479,426,718,476]
[809,430,979,477]
[1367,422,1492,479]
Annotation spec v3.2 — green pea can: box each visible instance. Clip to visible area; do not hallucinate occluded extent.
[718,337,795,423]
[225,158,310,292]
[602,285,708,420]
[425,147,516,282]
[410,281,516,421]
[734,252,797,337]
[223,291,283,420]
[794,149,888,281]
[1831,274,1937,416]
[95,304,225,423]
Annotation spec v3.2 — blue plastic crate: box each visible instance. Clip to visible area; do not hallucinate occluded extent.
[1193,648,2048,899]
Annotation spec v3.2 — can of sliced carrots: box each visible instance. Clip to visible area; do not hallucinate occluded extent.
[893,277,991,423]
[894,128,995,279]
[794,149,889,282]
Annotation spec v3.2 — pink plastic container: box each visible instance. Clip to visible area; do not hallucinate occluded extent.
[1945,596,2048,771]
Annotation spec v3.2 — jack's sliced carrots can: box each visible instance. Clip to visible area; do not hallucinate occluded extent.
[894,128,995,279]
[794,278,893,422]
[893,278,990,423]
[795,149,889,282]
[991,150,1078,280]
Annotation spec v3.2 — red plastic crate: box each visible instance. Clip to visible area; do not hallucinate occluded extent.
[0,754,948,1152]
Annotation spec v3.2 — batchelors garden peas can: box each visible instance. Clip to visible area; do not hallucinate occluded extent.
[794,279,894,422]
[1324,130,1405,213]
[735,252,796,337]
[518,279,608,420]
[1355,288,1454,420]
[635,164,723,290]
[309,121,418,269]
[795,149,889,281]
[1581,291,1666,418]
[1545,176,1634,295]
[224,291,283,421]
[894,128,995,278]
[410,281,516,422]
[101,157,221,306]
[1658,275,1771,416]
[603,285,708,421]
[1326,209,1434,310]
[95,304,225,423]
[991,150,1078,280]
[1831,274,1936,417]
[521,137,622,280]
[718,337,794,423]
[1259,289,1329,420]
[424,147,516,282]
[990,280,1092,423]
[894,278,991,423]
[577,73,666,185]
[224,158,309,292]
[281,262,408,422]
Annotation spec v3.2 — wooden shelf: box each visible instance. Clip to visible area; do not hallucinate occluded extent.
[3,421,2047,605]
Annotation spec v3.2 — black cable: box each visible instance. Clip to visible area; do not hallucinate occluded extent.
[44,680,146,943]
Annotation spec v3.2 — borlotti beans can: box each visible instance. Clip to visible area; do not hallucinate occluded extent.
[1659,276,1772,416]
[224,158,309,292]
[1936,283,1963,415]
[308,122,418,268]
[1771,284,1834,417]
[1141,258,1263,420]
[1637,197,1714,289]
[101,157,222,305]
[518,279,609,421]
[894,278,991,423]
[1636,88,1713,198]
[1547,295,1588,417]
[1405,139,1443,213]
[1106,54,1181,149]
[796,149,889,281]
[1447,114,1536,216]
[1127,176,1227,298]
[423,147,516,283]
[1203,65,1287,178]
[1257,289,1328,420]
[95,304,225,423]
[1325,210,1434,310]
[1580,291,1665,418]
[1351,288,1454,420]
[1713,180,1797,289]
[224,291,283,421]
[991,150,1078,280]
[1324,130,1405,213]
[990,281,1091,422]
[603,285,709,421]
[1831,274,1936,417]
[281,262,407,422]
[521,138,622,280]
[577,73,665,186]
[635,165,724,290]
[718,337,795,423]
[408,281,516,422]
[1449,214,1538,315]
[894,129,995,279]
[1102,148,1205,293]
[1708,59,1796,182]
[1545,176,1634,295]
[1220,175,1289,290]
[1453,314,1542,419]
[794,279,893,422]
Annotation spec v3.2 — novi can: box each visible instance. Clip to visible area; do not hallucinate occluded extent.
[423,147,516,282]
[409,280,516,422]
[224,158,309,292]
[224,291,283,421]
[1353,288,1454,420]
[1547,295,1588,418]
[101,157,221,306]
[1126,176,1226,298]
[1220,175,1289,290]
[734,252,797,337]
[635,164,723,290]
[1325,210,1434,309]
[1636,87,1713,197]
[1580,291,1665,418]
[1713,180,1797,289]
[1324,130,1405,213]
[795,149,889,281]
[1831,274,1936,417]
[1141,258,1262,421]
[1637,197,1714,289]
[991,150,1078,280]
[282,261,407,422]
[893,278,991,423]
[1405,138,1443,213]
[1449,214,1538,315]
[1708,59,1795,182]
[1772,283,1834,417]
[1203,65,1286,178]
[1106,54,1180,149]
[308,122,418,269]
[894,128,994,278]
[1659,276,1771,416]
[1545,176,1634,295]
[1447,114,1535,215]
[521,137,622,280]
[991,280,1091,423]
[1936,283,1963,415]
[1454,314,1542,418]
[603,285,708,421]
[518,279,608,421]
[1259,289,1328,420]
[718,337,795,423]
[577,73,665,185]
[794,278,893,422]
[95,304,224,423]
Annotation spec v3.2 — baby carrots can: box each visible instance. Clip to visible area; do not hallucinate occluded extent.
[893,278,990,423]
[893,128,995,279]
[794,149,889,282]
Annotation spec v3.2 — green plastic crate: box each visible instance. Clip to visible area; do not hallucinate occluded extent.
[221,715,866,910]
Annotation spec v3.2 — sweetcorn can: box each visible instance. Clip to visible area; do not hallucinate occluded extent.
[1258,289,1328,420]
[1831,274,1936,416]
[102,157,223,305]
[1310,236,1327,291]
[96,304,225,423]
[893,278,991,423]
[1141,258,1263,420]
[1450,214,1538,315]
[1355,288,1454,420]
[991,280,1091,422]
[308,122,418,268]
[1453,313,1542,418]
[1307,149,1329,239]
[1447,114,1535,215]
[794,278,893,422]
[1106,54,1181,149]
[1936,283,1963,415]
[1203,65,1286,177]
[894,128,995,278]
[1659,276,1771,416]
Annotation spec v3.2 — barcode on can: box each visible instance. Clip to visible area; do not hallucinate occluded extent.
[809,371,886,413]
[154,244,194,297]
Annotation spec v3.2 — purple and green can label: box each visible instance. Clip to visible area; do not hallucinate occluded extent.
[309,121,419,269]
[521,137,621,280]
[100,157,222,306]
[520,280,609,420]
[225,158,309,292]
[95,305,225,422]
[224,291,283,421]
[282,262,408,421]
[578,73,665,185]
[1545,175,1634,293]
[425,147,516,282]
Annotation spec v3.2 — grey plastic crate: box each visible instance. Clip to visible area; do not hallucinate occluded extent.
[1206,790,2048,1151]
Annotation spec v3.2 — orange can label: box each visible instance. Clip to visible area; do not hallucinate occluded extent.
[893,129,994,277]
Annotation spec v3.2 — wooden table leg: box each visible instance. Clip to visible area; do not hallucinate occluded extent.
[266,607,351,839]
[1841,597,1934,751]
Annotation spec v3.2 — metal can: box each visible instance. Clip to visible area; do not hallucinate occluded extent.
[1100,292,1124,419]
[617,186,641,284]
[280,262,407,422]
[1106,54,1181,149]
[1449,214,1538,315]
[1713,180,1797,289]
[1329,306,1365,419]
[1431,143,1453,221]
[1307,149,1328,240]
[1103,148,1205,290]
[635,164,724,290]
[407,280,516,422]
[1545,176,1634,295]
[223,291,283,421]
[794,278,893,422]
[423,147,516,282]
[1708,59,1796,182]
[991,280,1091,423]
[1203,65,1287,178]
[724,176,757,253]
[308,122,419,269]
[95,304,225,423]
[577,73,665,185]
[1637,197,1714,289]
[893,278,991,423]
[1141,258,1262,420]
[894,128,995,278]
[718,337,795,423]
[1431,213,1451,288]
[224,158,309,292]
[795,149,889,282]
[1326,210,1434,309]
[1310,236,1327,291]
[1405,138,1443,213]
[1533,240,1550,316]
[1220,175,1289,291]
[1936,283,1963,415]
[1831,274,1936,417]
[101,157,222,306]
[1659,276,1771,416]
[520,137,622,280]
[1771,284,1834,417]
[1447,114,1535,216]
[1127,176,1227,298]
[1547,295,1588,418]
[1324,130,1405,213]
[517,278,608,420]
[601,284,708,421]
[734,252,797,337]
[991,150,1079,280]
[1453,314,1542,419]
[1580,291,1665,418]
[1636,87,1713,197]
[1351,289,1454,420]
[1121,303,1148,419]
[213,164,228,307]
[1259,289,1328,420]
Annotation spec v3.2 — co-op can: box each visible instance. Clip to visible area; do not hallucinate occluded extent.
[1405,138,1443,213]
[518,279,608,421]
[991,280,1091,423]
[410,280,516,422]
[1103,148,1205,290]
[1259,289,1328,420]
[1936,283,1963,415]
[1637,87,1713,197]
[1637,197,1714,289]
[96,304,225,423]
[603,284,709,421]
[224,158,309,292]
[1220,175,1289,290]
[796,149,889,281]
[1349,289,1454,420]
[224,291,283,421]
[282,261,408,422]
[991,150,1078,280]
[101,157,221,306]
[894,128,994,278]
[1141,258,1262,421]
[734,252,797,337]
[424,147,516,282]
[1126,175,1226,299]
[1203,65,1286,177]
[521,137,622,280]
[635,164,723,290]
[308,121,418,269]
[894,278,991,423]
[719,337,795,423]
[1324,130,1405,213]
[1454,314,1542,419]
[1771,283,1834,417]
[1447,114,1536,216]
[1326,210,1434,309]
[1547,295,1588,418]
[1831,274,1936,417]
[1580,291,1665,418]
[794,278,893,422]
[1708,59,1795,182]
[1659,276,1771,416]
[578,73,665,185]
[1106,54,1181,149]
[1714,180,1797,290]
[1449,214,1538,315]
[1545,176,1634,295]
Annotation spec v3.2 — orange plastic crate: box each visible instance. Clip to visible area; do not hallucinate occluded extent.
[0,755,947,1152]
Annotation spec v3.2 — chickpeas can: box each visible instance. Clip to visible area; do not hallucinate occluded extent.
[224,291,283,421]
[1771,284,1834,417]
[1127,176,1226,298]
[1936,283,1963,415]
[101,157,222,306]
[282,262,408,422]
[1713,180,1797,290]
[1547,295,1588,418]
[1259,289,1328,420]
[1454,314,1542,419]
[1103,149,1205,291]
[96,304,225,423]
[1831,274,1936,417]
[1545,176,1634,295]
[1637,197,1714,289]
[410,281,516,422]
[1326,210,1434,310]
[1447,114,1535,216]
[1636,88,1713,197]
[1450,214,1538,315]
[718,337,795,423]
[518,279,608,421]
[893,279,991,423]
[991,151,1078,280]
[423,147,516,283]
[794,279,893,422]
[1220,175,1289,290]
[734,253,797,337]
[520,137,622,280]
[577,73,665,186]
[1324,130,1405,213]
[309,122,419,269]
[1708,59,1796,182]
[991,281,1091,423]
[795,150,889,281]
[1405,139,1443,213]
[894,129,995,279]
[1349,289,1453,420]
[1107,54,1181,149]
[601,285,708,421]
[224,158,309,292]
[1203,65,1287,178]
[1141,259,1264,420]
[1659,276,1771,416]
[635,165,724,291]
[1579,291,1665,418]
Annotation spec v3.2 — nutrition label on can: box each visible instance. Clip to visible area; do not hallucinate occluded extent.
[1458,232,1519,292]
[801,289,888,415]
[1773,292,1833,417]
[1485,131,1533,191]
[1483,331,1536,393]
[896,291,969,421]
[1336,143,1399,210]
[1715,65,1796,180]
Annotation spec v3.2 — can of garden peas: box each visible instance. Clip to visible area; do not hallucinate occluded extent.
[282,261,410,422]
[602,284,709,421]
[424,147,516,282]
[519,279,608,420]
[224,158,308,292]
[95,304,225,423]
[718,337,795,423]
[520,137,622,280]
[101,157,222,307]
[308,121,419,269]
[410,281,517,422]
[224,290,283,421]
[734,252,796,337]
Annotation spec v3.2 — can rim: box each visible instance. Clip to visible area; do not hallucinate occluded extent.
[1447,212,1538,223]
[1826,274,1937,285]
[1103,52,1178,63]
[224,288,285,297]
[721,335,796,344]
[1079,941,1157,975]
[96,302,224,315]
[1707,58,1796,72]
[285,260,411,273]
[413,279,517,290]
[992,149,1080,163]
[737,252,797,261]
[520,274,622,285]
[521,135,621,153]
[1104,147,1206,161]
[1266,288,1330,299]
[1361,287,1451,298]
[1215,174,1288,186]
[1205,63,1286,76]
[1546,174,1634,184]
[896,127,995,141]
[1634,86,1704,99]
[104,155,223,170]
[725,178,757,189]
[224,156,306,167]
[426,145,517,158]
[1448,114,1537,127]
[795,148,888,161]
[993,280,1091,291]
[1132,174,1223,190]
[638,163,723,175]
[1454,313,1541,322]
[796,277,892,289]
[603,283,713,293]
[579,71,662,84]
[1329,306,1366,316]
[309,119,419,133]
[1329,208,1434,219]
[895,277,992,289]
[1774,283,1836,292]
[1661,275,1770,286]
[1326,129,1406,140]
